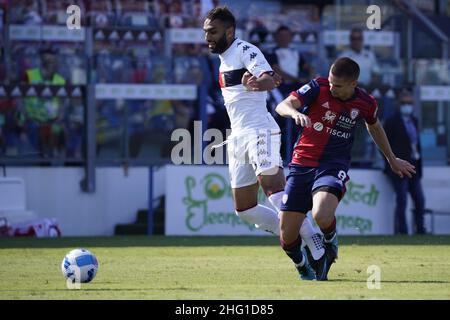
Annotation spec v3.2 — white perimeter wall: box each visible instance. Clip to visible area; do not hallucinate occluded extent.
[2,165,449,236]
[5,167,151,236]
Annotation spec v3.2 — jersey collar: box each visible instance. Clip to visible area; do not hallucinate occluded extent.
[221,37,239,57]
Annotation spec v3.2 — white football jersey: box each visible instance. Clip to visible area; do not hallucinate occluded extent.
[218,38,278,132]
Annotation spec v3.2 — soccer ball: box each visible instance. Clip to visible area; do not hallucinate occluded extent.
[61,249,98,283]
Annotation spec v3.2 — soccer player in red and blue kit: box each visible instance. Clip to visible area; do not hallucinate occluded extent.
[275,57,416,280]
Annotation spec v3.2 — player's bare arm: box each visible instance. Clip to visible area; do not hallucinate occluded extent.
[242,71,281,91]
[272,64,298,82]
[275,95,311,128]
[366,119,416,178]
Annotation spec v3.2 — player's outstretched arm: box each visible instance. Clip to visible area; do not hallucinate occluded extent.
[242,71,281,91]
[275,95,311,128]
[366,119,416,178]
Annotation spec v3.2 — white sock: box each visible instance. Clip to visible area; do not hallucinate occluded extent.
[236,204,280,235]
[300,218,325,260]
[270,191,325,260]
[268,191,284,213]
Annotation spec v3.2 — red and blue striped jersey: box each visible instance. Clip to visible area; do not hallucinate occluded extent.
[290,77,378,168]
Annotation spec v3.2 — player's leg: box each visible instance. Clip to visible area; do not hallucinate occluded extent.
[310,188,340,280]
[228,133,281,234]
[232,182,280,235]
[257,166,285,207]
[408,175,426,234]
[389,175,409,234]
[280,211,316,280]
[258,169,324,259]
[306,169,348,281]
[312,189,339,240]
[278,165,317,280]
[253,129,286,209]
[254,131,324,259]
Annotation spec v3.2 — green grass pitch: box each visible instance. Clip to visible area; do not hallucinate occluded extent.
[1,236,449,300]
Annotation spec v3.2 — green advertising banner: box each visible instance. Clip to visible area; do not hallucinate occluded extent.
[165,166,395,235]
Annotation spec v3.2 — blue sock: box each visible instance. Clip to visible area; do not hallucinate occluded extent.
[280,235,304,266]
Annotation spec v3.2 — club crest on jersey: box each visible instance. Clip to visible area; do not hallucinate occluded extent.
[350,108,360,120]
[322,110,337,124]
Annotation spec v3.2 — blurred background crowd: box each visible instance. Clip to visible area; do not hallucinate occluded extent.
[0,0,449,168]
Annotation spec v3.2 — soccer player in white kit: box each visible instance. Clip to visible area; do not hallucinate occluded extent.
[203,6,322,280]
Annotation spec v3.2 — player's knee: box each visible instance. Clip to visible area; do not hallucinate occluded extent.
[312,212,334,229]
[280,233,300,250]
[235,205,265,228]
[262,166,279,177]
[235,201,258,213]
[279,226,297,245]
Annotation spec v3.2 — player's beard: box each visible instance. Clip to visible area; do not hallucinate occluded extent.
[210,33,229,54]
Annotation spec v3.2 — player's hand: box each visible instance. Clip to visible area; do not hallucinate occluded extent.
[292,112,311,128]
[242,71,259,91]
[273,72,282,88]
[388,157,416,178]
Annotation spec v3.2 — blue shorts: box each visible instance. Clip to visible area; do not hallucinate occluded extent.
[280,164,350,213]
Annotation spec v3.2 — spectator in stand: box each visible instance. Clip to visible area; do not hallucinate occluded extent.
[384,89,426,234]
[266,25,314,160]
[338,28,381,88]
[24,48,66,157]
[339,28,382,162]
[268,25,313,95]
[24,0,42,25]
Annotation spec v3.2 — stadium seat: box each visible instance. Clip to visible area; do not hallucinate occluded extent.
[0,177,37,224]
[424,208,450,234]
[86,0,117,27]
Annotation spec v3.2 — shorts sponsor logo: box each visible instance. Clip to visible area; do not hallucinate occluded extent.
[282,194,288,204]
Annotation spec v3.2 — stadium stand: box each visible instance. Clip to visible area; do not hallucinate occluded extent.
[1,0,450,166]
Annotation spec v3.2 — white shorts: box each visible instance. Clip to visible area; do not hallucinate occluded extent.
[227,129,283,189]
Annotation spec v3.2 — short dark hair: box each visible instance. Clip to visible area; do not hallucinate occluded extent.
[398,88,413,100]
[40,48,57,56]
[205,6,236,30]
[331,57,360,81]
[350,27,363,35]
[276,25,291,34]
